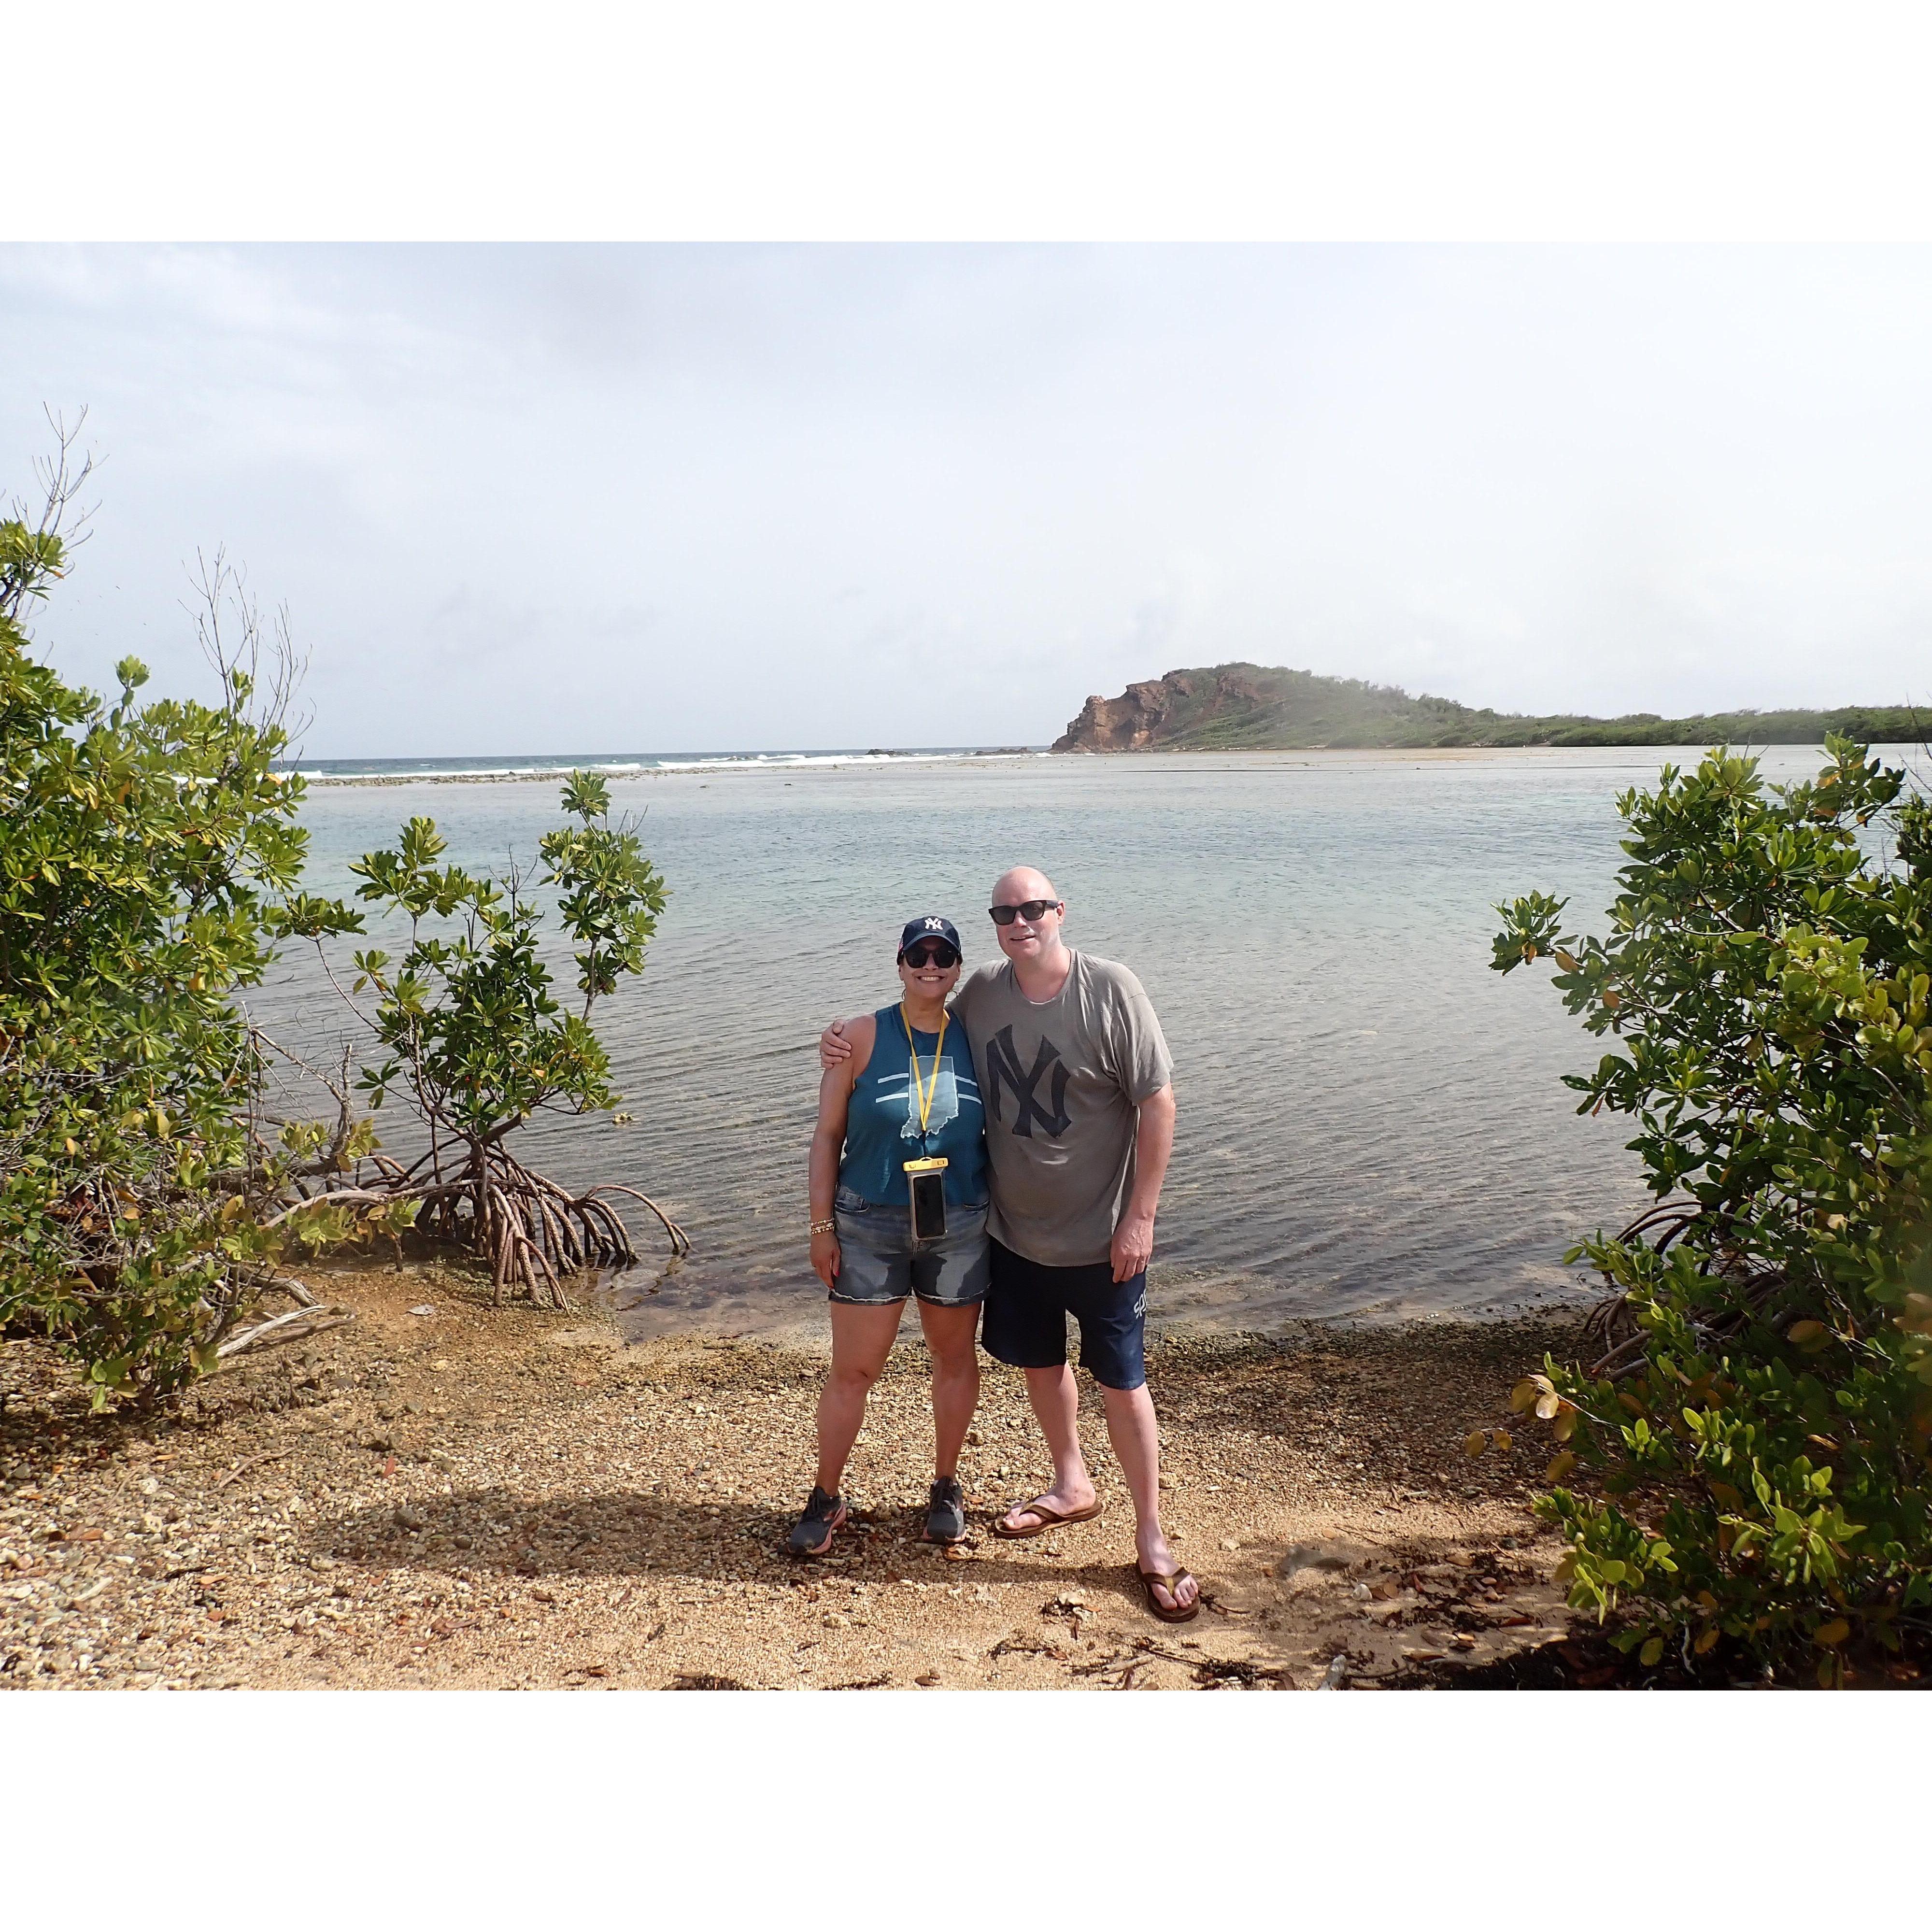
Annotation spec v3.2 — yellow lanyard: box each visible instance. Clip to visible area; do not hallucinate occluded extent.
[902,1002,948,1138]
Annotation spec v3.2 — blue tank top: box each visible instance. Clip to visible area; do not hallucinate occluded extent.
[838,1006,988,1208]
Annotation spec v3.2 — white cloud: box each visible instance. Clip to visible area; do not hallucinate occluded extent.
[7,243,1932,753]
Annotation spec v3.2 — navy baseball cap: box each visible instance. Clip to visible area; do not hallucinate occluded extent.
[897,915,962,960]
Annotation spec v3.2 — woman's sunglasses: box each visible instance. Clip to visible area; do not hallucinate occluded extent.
[987,899,1062,926]
[902,943,960,968]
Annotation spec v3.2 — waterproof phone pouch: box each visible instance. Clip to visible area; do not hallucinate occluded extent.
[905,1156,948,1240]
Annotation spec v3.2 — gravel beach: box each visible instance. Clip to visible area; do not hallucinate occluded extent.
[0,1261,1584,1691]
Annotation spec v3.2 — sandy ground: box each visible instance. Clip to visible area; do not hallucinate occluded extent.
[0,1259,1585,1691]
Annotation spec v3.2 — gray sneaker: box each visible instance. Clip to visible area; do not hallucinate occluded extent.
[786,1486,847,1558]
[923,1476,966,1544]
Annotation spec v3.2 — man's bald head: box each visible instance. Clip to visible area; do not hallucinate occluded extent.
[992,865,1056,905]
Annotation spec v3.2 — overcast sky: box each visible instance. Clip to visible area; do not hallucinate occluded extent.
[6,243,1932,757]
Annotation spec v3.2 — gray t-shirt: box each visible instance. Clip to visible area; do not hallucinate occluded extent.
[951,950,1173,1268]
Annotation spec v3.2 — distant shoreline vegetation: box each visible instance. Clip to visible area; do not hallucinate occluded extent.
[1053,664,1932,753]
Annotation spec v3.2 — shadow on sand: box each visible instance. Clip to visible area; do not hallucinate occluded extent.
[312,1484,1177,1621]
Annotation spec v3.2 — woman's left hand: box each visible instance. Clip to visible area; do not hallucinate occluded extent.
[811,1229,841,1290]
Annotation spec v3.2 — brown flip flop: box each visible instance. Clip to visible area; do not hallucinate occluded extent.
[1136,1564,1201,1623]
[991,1496,1103,1540]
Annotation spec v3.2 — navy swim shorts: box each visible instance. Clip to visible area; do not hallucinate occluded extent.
[980,1238,1147,1391]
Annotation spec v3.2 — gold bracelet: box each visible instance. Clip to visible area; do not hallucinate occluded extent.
[810,1218,836,1236]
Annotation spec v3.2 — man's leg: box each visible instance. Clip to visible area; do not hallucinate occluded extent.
[1096,1381,1198,1614]
[916,1299,981,1479]
[983,1240,1099,1529]
[815,1301,904,1493]
[997,1364,1099,1529]
[1074,1266,1199,1614]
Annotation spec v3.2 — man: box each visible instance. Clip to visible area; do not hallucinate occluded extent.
[823,867,1197,1619]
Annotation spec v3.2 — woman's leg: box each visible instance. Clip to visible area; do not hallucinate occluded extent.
[814,1300,906,1493]
[915,1300,982,1479]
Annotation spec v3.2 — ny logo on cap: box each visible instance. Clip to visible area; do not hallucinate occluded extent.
[925,917,945,930]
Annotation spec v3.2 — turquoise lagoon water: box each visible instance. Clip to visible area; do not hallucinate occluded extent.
[253,745,1867,1336]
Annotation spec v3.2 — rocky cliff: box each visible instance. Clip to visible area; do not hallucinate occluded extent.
[1052,664,1396,751]
[1052,670,1271,752]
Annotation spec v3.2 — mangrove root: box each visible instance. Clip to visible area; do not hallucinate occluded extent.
[356,1146,690,1309]
[1580,1200,1796,1380]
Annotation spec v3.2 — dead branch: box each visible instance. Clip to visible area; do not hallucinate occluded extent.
[2,407,98,625]
[215,1304,355,1361]
[214,1449,291,1490]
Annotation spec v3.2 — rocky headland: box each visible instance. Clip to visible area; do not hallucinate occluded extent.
[1052,664,1928,753]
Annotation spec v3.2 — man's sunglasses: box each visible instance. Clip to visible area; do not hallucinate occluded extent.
[988,899,1062,926]
[902,943,960,968]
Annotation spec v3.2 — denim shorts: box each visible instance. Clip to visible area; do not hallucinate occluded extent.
[980,1238,1148,1390]
[829,1186,991,1307]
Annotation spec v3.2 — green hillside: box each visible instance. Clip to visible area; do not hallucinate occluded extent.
[1052,664,1930,753]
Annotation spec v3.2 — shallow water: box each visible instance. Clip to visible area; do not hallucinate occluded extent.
[252,744,1863,1336]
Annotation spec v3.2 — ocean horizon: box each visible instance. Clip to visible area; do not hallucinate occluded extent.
[280,745,1053,783]
[278,735,1913,787]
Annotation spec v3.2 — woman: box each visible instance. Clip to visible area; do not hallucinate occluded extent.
[788,915,989,1557]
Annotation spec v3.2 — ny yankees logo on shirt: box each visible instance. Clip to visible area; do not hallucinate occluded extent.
[983,1025,1074,1138]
